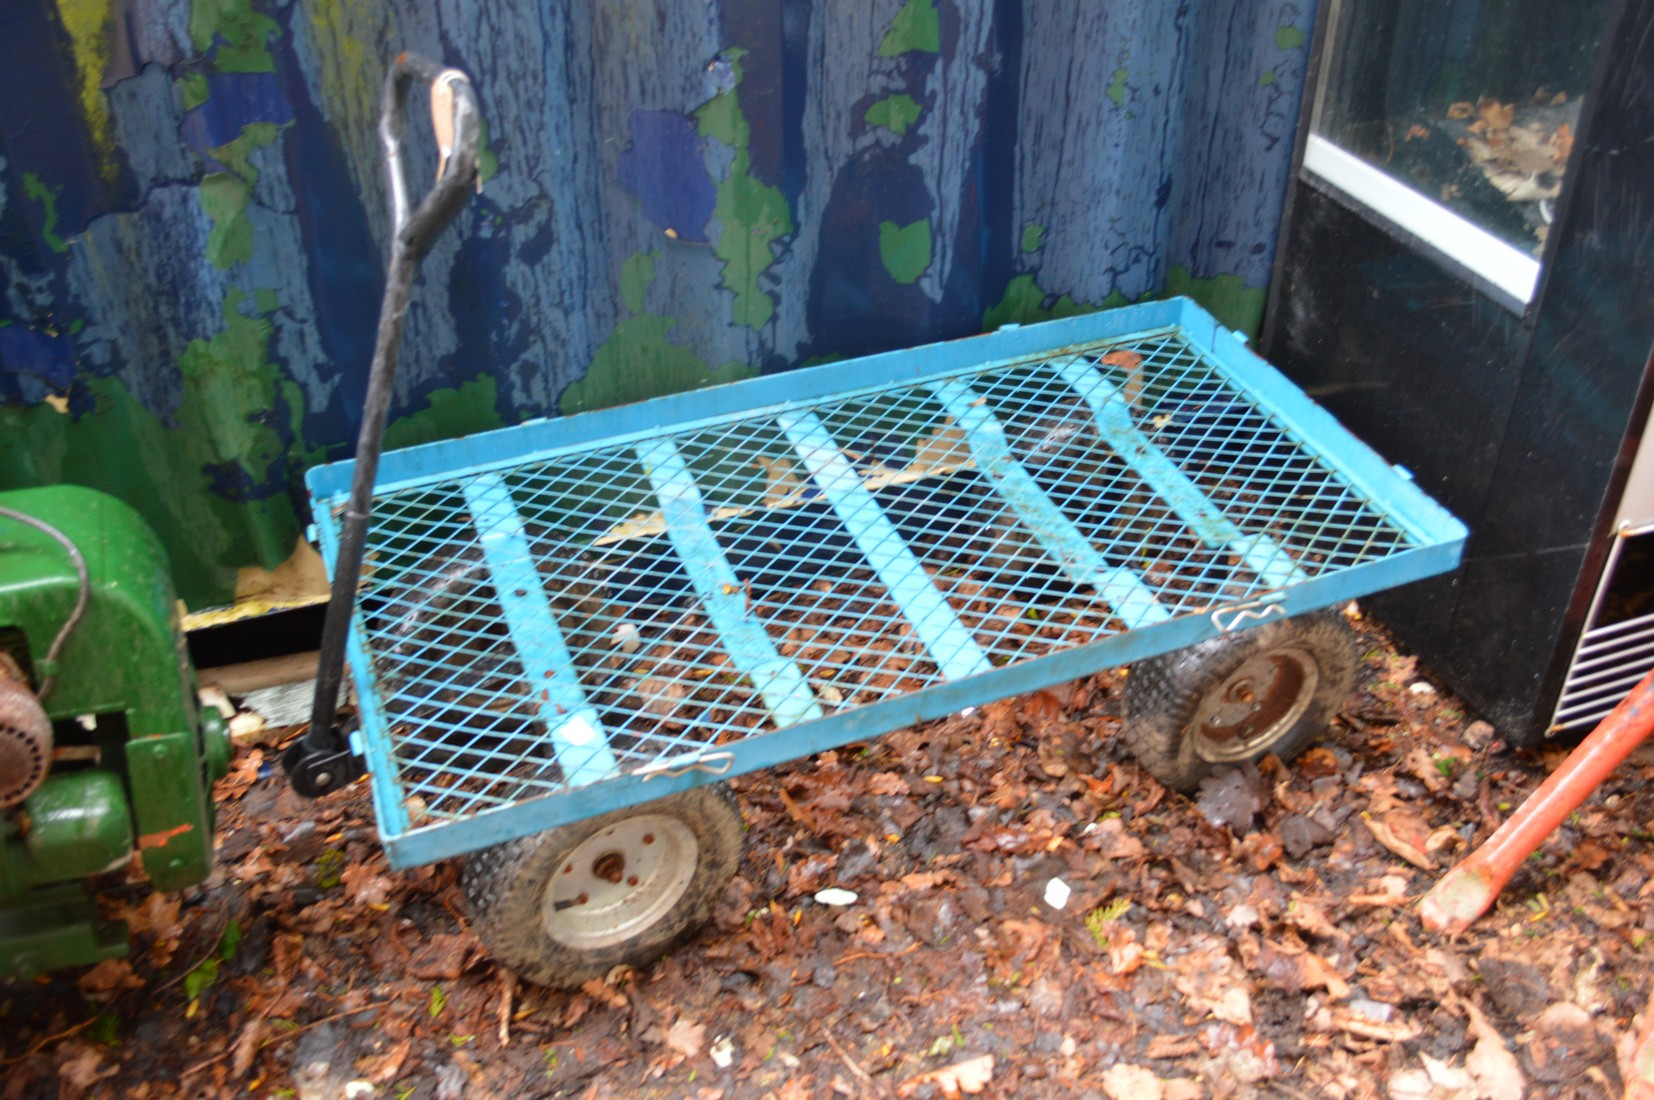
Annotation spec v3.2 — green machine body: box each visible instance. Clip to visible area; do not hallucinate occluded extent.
[0,485,228,978]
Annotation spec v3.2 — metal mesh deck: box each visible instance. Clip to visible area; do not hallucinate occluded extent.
[310,303,1465,866]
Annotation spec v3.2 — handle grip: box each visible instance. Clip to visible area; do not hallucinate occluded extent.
[379,51,482,263]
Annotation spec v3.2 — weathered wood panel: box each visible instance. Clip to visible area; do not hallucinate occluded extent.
[0,0,1317,607]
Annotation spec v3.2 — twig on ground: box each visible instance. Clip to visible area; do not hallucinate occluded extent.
[181,1002,387,1078]
[818,1017,889,1097]
[0,1018,96,1066]
[498,969,517,1048]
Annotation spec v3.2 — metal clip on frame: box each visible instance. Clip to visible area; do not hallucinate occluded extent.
[285,53,483,798]
[1210,596,1287,633]
[633,751,737,782]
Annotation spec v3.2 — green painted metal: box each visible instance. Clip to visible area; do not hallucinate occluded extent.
[5,772,133,887]
[0,883,127,981]
[0,484,218,972]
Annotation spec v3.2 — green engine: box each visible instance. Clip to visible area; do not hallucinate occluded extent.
[0,485,229,978]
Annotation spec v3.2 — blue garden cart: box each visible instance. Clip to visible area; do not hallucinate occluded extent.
[285,56,1467,987]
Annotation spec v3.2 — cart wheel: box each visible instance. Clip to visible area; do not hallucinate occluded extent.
[1121,612,1356,793]
[462,785,743,988]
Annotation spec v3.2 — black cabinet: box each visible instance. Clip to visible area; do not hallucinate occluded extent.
[1264,0,1654,745]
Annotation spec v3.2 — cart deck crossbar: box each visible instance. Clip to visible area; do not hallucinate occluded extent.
[308,299,1466,868]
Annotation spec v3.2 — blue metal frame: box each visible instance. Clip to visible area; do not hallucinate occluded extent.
[307,298,1468,869]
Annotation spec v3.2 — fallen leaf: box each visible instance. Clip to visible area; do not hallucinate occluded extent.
[271,932,305,985]
[340,862,395,908]
[666,1016,706,1059]
[1110,933,1147,976]
[409,933,472,981]
[1279,814,1334,858]
[1283,894,1341,940]
[77,958,144,1000]
[1320,1007,1422,1043]
[364,1037,412,1084]
[1199,1021,1278,1082]
[1102,1063,1163,1100]
[230,1019,264,1079]
[1021,688,1065,725]
[1460,998,1525,1100]
[1296,746,1341,778]
[1348,874,1413,907]
[1144,1034,1202,1059]
[1549,123,1574,164]
[228,710,267,742]
[898,1053,995,1098]
[757,456,810,507]
[868,773,909,797]
[1424,825,1462,856]
[1100,349,1146,408]
[1477,98,1515,132]
[910,419,973,476]
[1195,765,1269,834]
[1401,747,1450,794]
[1174,944,1253,1026]
[1036,736,1073,778]
[1363,811,1435,869]
[1525,1002,1605,1083]
[1422,1052,1477,1093]
[56,1041,117,1091]
[1086,817,1148,861]
[786,852,836,896]
[125,891,185,940]
[126,892,187,968]
[1258,938,1350,999]
[899,870,955,893]
[215,747,263,801]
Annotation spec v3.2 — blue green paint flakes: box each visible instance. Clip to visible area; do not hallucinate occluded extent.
[1107,68,1129,108]
[865,94,923,136]
[620,252,656,314]
[189,0,280,74]
[384,378,504,452]
[695,54,794,330]
[879,0,940,57]
[178,71,210,111]
[22,173,68,254]
[198,123,284,269]
[879,219,931,285]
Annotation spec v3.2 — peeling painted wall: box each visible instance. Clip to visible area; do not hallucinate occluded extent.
[0,0,1317,609]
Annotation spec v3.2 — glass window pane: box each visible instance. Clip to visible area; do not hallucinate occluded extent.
[1313,0,1608,259]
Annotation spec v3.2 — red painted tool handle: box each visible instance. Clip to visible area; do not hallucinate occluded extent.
[1419,664,1654,935]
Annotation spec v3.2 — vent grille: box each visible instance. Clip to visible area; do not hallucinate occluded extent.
[1553,527,1654,733]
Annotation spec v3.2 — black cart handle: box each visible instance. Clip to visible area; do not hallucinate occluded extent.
[287,54,484,798]
[381,52,482,261]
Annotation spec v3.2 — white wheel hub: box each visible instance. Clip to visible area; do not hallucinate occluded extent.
[542,814,699,949]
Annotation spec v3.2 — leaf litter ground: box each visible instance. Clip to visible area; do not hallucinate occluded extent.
[2,607,1649,1099]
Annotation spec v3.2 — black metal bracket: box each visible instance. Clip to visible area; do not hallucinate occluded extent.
[281,736,367,798]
